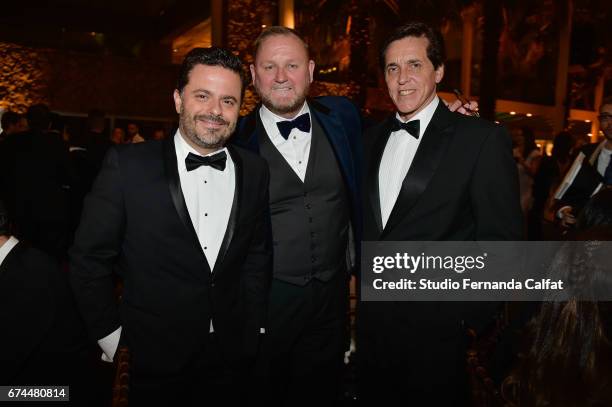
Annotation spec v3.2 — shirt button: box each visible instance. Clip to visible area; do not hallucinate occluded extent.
[298,161,302,164]
[306,204,311,209]
[204,246,208,250]
[204,213,208,216]
[204,180,207,184]
[293,136,297,140]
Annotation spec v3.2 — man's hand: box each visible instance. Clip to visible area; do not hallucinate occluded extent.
[559,206,576,228]
[445,99,479,116]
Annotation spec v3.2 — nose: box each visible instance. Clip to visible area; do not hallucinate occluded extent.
[398,68,411,85]
[209,98,222,116]
[274,67,288,83]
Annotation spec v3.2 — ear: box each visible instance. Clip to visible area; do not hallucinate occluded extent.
[308,60,315,83]
[434,64,444,84]
[249,64,256,85]
[173,89,182,114]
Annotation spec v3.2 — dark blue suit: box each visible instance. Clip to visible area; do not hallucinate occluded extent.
[234,96,362,405]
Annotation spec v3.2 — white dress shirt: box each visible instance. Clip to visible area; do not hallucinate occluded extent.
[98,130,235,362]
[0,236,19,268]
[174,130,235,269]
[378,97,439,228]
[259,102,312,182]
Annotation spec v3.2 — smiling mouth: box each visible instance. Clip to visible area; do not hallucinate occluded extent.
[399,89,416,96]
[197,118,227,128]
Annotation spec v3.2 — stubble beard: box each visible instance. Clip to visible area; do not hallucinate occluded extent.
[259,83,310,117]
[180,108,235,150]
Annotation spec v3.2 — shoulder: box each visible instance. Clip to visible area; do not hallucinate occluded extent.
[580,143,599,155]
[104,140,164,176]
[312,96,359,118]
[230,144,268,173]
[449,112,511,147]
[234,108,259,145]
[7,243,58,276]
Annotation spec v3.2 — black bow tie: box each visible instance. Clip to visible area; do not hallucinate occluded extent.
[276,113,311,140]
[185,151,227,172]
[391,118,420,139]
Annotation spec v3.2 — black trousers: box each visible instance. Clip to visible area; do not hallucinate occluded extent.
[256,270,349,407]
[128,333,247,407]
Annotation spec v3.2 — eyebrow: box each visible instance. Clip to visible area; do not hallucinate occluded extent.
[191,89,239,103]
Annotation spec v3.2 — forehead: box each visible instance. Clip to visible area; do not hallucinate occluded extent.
[385,35,430,63]
[185,64,242,96]
[256,34,308,61]
[601,103,612,114]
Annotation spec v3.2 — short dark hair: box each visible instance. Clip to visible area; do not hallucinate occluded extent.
[379,22,446,71]
[601,96,612,110]
[26,103,51,131]
[176,47,246,101]
[253,26,310,61]
[1,111,22,130]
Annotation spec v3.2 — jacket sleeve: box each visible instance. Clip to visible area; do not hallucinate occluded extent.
[240,162,272,332]
[471,125,523,240]
[69,147,125,342]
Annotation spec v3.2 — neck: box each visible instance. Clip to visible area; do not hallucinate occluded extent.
[604,139,612,151]
[264,102,305,120]
[0,235,9,248]
[398,93,436,122]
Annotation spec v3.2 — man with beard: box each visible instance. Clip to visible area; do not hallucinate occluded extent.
[70,47,271,406]
[558,96,612,226]
[235,26,362,406]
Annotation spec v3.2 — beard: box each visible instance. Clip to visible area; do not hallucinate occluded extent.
[258,83,310,116]
[179,109,235,150]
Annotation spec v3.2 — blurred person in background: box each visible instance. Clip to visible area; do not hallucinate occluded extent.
[0,110,28,142]
[126,122,145,143]
[558,96,612,227]
[502,226,612,407]
[529,131,573,239]
[110,127,126,144]
[0,104,72,260]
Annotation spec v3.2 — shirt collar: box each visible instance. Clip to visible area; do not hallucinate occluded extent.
[395,96,439,137]
[174,129,229,171]
[0,236,19,268]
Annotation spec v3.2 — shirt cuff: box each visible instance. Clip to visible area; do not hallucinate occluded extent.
[98,326,122,363]
[556,205,572,219]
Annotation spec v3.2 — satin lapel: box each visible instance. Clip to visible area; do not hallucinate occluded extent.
[162,138,210,270]
[368,117,396,236]
[381,104,455,239]
[310,101,357,194]
[212,145,241,275]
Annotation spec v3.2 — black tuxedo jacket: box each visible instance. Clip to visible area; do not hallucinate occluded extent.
[70,139,271,376]
[0,242,89,386]
[0,130,72,258]
[358,102,522,402]
[363,102,521,241]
